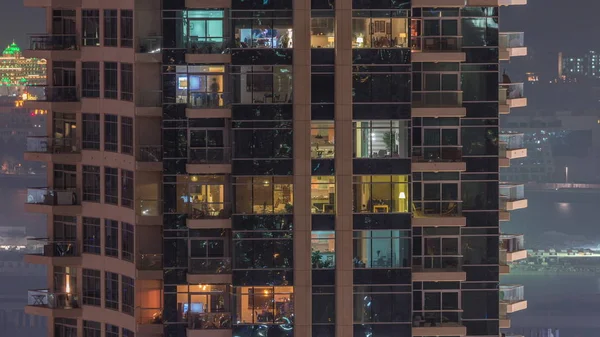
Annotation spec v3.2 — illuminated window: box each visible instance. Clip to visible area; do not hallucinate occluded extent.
[311,176,335,213]
[353,175,409,213]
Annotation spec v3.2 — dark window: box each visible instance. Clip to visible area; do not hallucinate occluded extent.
[120,10,133,48]
[121,170,134,208]
[121,63,133,101]
[122,328,135,337]
[105,219,119,257]
[104,167,119,204]
[82,165,100,202]
[83,217,101,254]
[313,286,335,323]
[104,62,118,99]
[82,269,101,306]
[121,222,134,262]
[55,318,78,337]
[83,320,101,337]
[104,114,118,152]
[103,10,118,47]
[121,275,134,316]
[105,272,119,310]
[105,323,119,337]
[82,113,100,150]
[121,117,133,154]
[82,9,100,46]
[82,62,100,98]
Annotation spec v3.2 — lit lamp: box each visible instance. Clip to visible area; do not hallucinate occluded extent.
[399,191,406,213]
[399,32,407,47]
[327,35,335,47]
[356,35,364,47]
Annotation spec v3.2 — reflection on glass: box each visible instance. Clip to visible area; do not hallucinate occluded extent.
[231,65,293,104]
[311,176,335,214]
[352,12,409,48]
[234,286,294,324]
[234,177,294,214]
[311,231,335,269]
[353,175,410,213]
[353,120,410,158]
[353,230,410,268]
[311,121,335,159]
[233,17,293,48]
[311,16,335,48]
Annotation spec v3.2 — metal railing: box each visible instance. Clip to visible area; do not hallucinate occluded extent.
[27,289,79,309]
[137,253,163,270]
[26,136,80,154]
[187,38,232,54]
[500,234,525,253]
[26,85,79,102]
[499,83,524,99]
[137,199,162,216]
[500,32,525,49]
[29,34,78,51]
[138,36,162,53]
[500,184,525,201]
[188,147,231,164]
[188,92,232,109]
[188,312,232,329]
[412,91,463,108]
[28,240,79,257]
[413,201,462,217]
[26,188,78,206]
[137,307,163,324]
[138,145,162,162]
[188,257,232,274]
[412,36,462,52]
[412,146,463,162]
[499,133,524,149]
[500,284,525,302]
[136,90,162,107]
[189,202,232,219]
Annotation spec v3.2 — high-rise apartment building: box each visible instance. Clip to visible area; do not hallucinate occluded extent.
[558,50,600,80]
[23,0,530,336]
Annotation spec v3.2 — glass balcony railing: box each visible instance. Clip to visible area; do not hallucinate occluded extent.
[499,133,524,149]
[499,83,524,100]
[412,146,463,162]
[189,257,232,274]
[412,91,463,108]
[137,37,162,53]
[136,90,162,108]
[188,148,231,164]
[25,86,79,102]
[188,312,232,329]
[138,145,162,162]
[413,201,462,217]
[412,312,462,327]
[137,253,163,270]
[187,38,232,54]
[411,36,462,52]
[412,256,462,271]
[189,202,232,219]
[27,289,79,309]
[500,32,525,49]
[500,284,525,302]
[137,308,163,324]
[26,136,79,154]
[28,239,79,257]
[500,183,525,201]
[500,234,525,253]
[137,199,162,216]
[26,188,79,206]
[499,142,508,158]
[499,249,508,266]
[188,92,232,109]
[29,34,78,51]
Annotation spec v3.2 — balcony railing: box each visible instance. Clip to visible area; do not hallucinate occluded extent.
[26,86,79,102]
[412,91,463,108]
[137,253,163,270]
[26,136,80,154]
[500,234,525,252]
[189,257,232,274]
[189,202,232,219]
[28,239,79,257]
[188,312,232,329]
[499,133,524,149]
[413,201,462,217]
[412,312,462,327]
[499,249,508,266]
[136,90,162,108]
[500,32,525,49]
[29,34,78,51]
[413,256,462,271]
[26,188,79,206]
[187,38,232,54]
[138,145,162,162]
[27,289,79,309]
[499,83,524,100]
[500,183,525,201]
[500,284,525,302]
[412,146,463,162]
[411,36,462,52]
[188,92,232,109]
[137,199,162,217]
[188,147,231,164]
[138,36,162,53]
[137,307,163,324]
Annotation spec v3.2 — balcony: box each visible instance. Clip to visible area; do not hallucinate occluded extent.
[186,92,232,119]
[24,85,81,112]
[136,37,162,63]
[412,313,466,336]
[136,253,163,280]
[137,307,163,335]
[500,313,511,328]
[187,148,232,174]
[411,0,467,7]
[412,201,466,227]
[24,136,81,163]
[24,34,80,60]
[25,187,81,215]
[25,289,81,317]
[499,249,510,274]
[412,146,466,172]
[412,91,466,118]
[501,234,527,262]
[187,257,232,284]
[411,36,465,63]
[500,284,527,313]
[135,90,162,117]
[188,312,232,337]
[136,145,162,171]
[499,83,527,114]
[500,183,527,211]
[499,132,527,167]
[186,38,232,64]
[412,258,466,282]
[24,239,81,266]
[24,0,80,8]
[187,202,232,229]
[499,32,527,60]
[136,199,163,226]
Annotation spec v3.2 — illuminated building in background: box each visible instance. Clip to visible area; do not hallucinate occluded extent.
[558,51,600,80]
[526,72,539,83]
[0,41,46,97]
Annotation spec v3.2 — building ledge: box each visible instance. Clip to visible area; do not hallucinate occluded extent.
[500,211,511,221]
[412,216,466,227]
[411,107,466,118]
[502,300,528,313]
[24,305,81,318]
[185,53,231,64]
[412,325,466,336]
[506,148,527,159]
[412,270,466,282]
[500,318,511,329]
[499,264,510,274]
[411,51,466,63]
[412,162,466,172]
[411,0,466,7]
[505,199,528,211]
[506,249,527,262]
[23,254,82,267]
